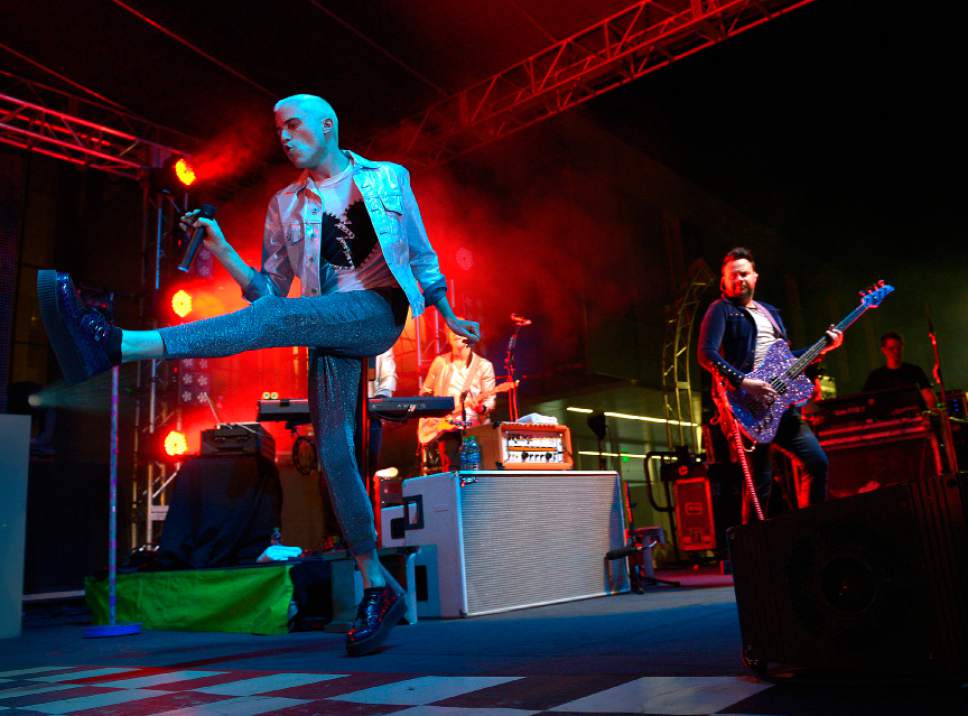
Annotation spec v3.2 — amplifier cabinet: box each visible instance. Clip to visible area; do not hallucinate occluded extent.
[202,422,275,463]
[381,471,628,617]
[465,423,573,470]
[673,477,716,551]
[818,417,942,498]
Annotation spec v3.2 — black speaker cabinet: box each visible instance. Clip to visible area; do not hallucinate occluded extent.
[157,454,282,569]
[820,419,942,499]
[729,476,968,677]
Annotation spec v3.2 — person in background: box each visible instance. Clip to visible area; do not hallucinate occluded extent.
[863,331,935,409]
[419,327,496,471]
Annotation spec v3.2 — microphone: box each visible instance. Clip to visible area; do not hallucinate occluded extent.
[510,313,532,327]
[178,204,217,273]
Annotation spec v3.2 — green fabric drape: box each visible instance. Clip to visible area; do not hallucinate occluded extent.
[85,565,293,635]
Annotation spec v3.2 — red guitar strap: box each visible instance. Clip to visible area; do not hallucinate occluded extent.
[714,378,765,522]
[750,301,784,340]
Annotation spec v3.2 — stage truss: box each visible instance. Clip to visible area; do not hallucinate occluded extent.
[379,0,818,165]
[661,259,714,450]
[0,72,192,179]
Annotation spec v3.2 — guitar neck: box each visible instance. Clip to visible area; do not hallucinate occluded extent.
[467,381,516,404]
[788,302,869,378]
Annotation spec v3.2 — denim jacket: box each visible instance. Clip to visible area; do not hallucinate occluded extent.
[697,297,797,389]
[243,150,447,316]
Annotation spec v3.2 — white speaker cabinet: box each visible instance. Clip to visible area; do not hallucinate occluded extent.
[382,470,629,617]
[0,415,30,638]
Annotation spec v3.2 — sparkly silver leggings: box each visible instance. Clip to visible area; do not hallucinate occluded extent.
[159,288,408,555]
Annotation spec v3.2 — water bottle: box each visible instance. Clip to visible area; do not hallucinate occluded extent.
[459,435,481,472]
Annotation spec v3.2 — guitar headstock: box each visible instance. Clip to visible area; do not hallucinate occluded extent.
[859,279,894,308]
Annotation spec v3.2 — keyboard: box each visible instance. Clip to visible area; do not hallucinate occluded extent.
[257,396,455,425]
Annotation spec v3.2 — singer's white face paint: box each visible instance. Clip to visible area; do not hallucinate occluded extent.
[274,95,337,170]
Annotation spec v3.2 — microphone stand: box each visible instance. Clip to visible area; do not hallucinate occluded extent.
[505,326,522,422]
[928,316,959,473]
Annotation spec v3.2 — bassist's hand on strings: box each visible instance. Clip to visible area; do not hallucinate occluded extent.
[821,325,844,354]
[740,378,778,407]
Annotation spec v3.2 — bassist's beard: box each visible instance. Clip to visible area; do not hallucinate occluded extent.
[725,283,753,303]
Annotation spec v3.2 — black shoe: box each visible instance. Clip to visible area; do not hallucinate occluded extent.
[345,586,407,657]
[36,270,119,384]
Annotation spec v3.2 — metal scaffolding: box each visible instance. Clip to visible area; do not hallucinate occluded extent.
[0,71,194,547]
[0,71,192,179]
[131,187,189,548]
[382,0,817,165]
[661,259,714,450]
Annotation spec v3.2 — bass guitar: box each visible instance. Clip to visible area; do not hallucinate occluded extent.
[719,281,894,444]
[417,381,517,446]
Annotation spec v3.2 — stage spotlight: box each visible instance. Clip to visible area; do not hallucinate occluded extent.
[163,429,189,458]
[171,289,193,318]
[173,157,197,187]
[149,155,200,194]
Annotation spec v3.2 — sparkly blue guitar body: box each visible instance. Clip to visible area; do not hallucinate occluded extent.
[722,282,894,444]
[724,341,814,443]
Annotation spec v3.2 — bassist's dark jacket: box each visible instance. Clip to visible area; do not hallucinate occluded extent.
[698,297,804,388]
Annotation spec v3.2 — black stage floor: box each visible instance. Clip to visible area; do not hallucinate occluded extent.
[1,574,965,715]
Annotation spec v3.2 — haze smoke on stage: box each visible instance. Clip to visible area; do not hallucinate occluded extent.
[411,155,648,365]
[192,110,276,184]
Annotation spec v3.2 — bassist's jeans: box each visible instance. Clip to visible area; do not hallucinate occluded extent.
[752,410,828,513]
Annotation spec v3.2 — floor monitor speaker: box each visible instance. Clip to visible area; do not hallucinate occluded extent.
[729,476,968,677]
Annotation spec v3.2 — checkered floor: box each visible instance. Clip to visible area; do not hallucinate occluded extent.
[0,665,776,715]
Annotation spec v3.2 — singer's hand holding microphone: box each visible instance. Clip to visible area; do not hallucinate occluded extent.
[178,204,223,272]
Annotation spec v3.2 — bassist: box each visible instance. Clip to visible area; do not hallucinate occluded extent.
[698,247,843,514]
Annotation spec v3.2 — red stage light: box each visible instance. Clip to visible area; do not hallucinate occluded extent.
[171,289,193,318]
[164,430,188,458]
[173,157,197,187]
